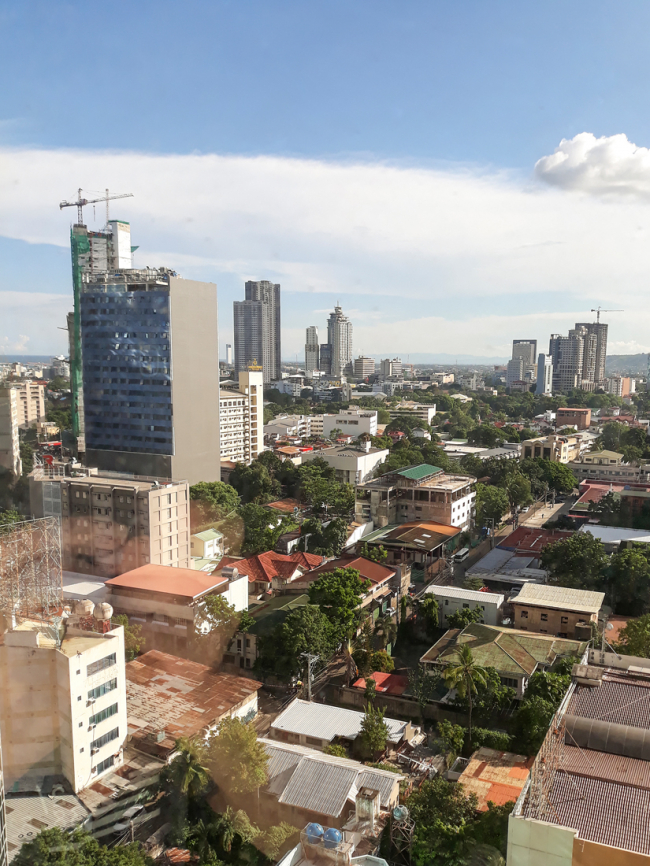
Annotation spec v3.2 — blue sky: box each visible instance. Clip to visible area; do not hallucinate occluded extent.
[2,1,650,359]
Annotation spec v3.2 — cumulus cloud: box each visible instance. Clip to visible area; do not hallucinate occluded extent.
[535,132,650,197]
[1,144,650,354]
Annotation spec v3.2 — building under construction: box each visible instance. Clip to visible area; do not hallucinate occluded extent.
[508,649,650,864]
[0,517,62,621]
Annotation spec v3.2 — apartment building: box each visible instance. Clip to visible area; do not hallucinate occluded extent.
[322,409,377,438]
[355,463,475,529]
[234,280,281,384]
[556,407,591,430]
[0,388,21,478]
[353,356,376,378]
[264,414,324,441]
[305,326,319,376]
[536,353,553,395]
[520,434,581,463]
[30,473,190,578]
[606,375,635,397]
[379,358,402,379]
[326,305,353,377]
[0,612,127,793]
[388,401,437,426]
[219,368,264,465]
[569,450,650,483]
[300,442,389,484]
[13,381,45,427]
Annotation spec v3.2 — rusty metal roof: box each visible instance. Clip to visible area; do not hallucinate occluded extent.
[568,677,650,730]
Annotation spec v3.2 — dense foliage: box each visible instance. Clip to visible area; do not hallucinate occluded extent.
[13,828,152,866]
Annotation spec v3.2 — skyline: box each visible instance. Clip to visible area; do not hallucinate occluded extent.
[3,3,650,358]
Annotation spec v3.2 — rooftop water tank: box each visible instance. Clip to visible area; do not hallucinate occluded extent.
[305,824,324,844]
[323,828,342,849]
[393,805,409,822]
[93,603,113,621]
[75,599,94,617]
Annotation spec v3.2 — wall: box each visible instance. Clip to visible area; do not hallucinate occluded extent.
[330,685,466,725]
[507,814,575,866]
[573,838,650,866]
[436,594,502,627]
[512,603,596,639]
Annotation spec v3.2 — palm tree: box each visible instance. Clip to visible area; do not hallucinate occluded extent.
[443,644,487,742]
[165,736,211,798]
[374,614,398,650]
[342,637,358,686]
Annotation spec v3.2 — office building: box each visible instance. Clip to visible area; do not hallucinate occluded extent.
[512,339,537,366]
[575,320,608,384]
[225,343,233,365]
[380,358,402,379]
[305,326,319,376]
[30,473,190,578]
[13,382,45,427]
[520,434,581,463]
[319,343,332,375]
[606,375,634,397]
[0,611,128,793]
[322,409,378,438]
[234,280,281,384]
[80,267,220,484]
[549,324,599,393]
[219,368,264,465]
[506,358,524,388]
[0,389,21,478]
[353,356,375,378]
[536,353,553,395]
[327,304,353,377]
[556,407,591,430]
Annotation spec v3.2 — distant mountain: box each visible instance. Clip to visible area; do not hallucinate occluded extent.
[606,353,649,375]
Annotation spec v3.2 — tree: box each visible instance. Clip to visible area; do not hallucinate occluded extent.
[616,614,650,658]
[20,441,33,475]
[359,704,389,756]
[436,719,465,762]
[407,776,479,866]
[524,670,571,705]
[453,667,515,726]
[359,541,388,563]
[417,594,440,639]
[190,481,240,523]
[256,605,336,679]
[258,823,300,860]
[192,594,240,663]
[0,508,22,529]
[541,532,607,591]
[13,827,153,866]
[503,473,532,510]
[512,695,556,755]
[229,461,281,504]
[444,644,487,741]
[208,716,269,795]
[238,503,297,555]
[298,516,348,556]
[324,743,348,758]
[364,676,377,704]
[374,614,398,650]
[447,606,485,630]
[600,421,627,452]
[308,567,370,638]
[468,425,507,448]
[475,484,509,527]
[111,614,145,660]
[408,663,439,722]
[608,548,650,614]
[467,803,513,861]
[162,736,211,798]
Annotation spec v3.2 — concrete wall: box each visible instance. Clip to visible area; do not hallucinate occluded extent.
[507,814,575,866]
[512,603,596,639]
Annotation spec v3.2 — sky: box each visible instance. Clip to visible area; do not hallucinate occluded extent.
[3,1,650,361]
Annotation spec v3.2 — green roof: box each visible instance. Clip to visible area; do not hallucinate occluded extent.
[193,528,224,541]
[394,464,443,480]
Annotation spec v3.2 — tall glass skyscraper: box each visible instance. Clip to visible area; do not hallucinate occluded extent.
[233,280,281,384]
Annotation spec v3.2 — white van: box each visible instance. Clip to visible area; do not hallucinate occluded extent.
[454,547,470,563]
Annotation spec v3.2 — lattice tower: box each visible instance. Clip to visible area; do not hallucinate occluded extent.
[0,517,63,620]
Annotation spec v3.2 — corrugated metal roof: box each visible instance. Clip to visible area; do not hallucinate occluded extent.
[514,583,604,614]
[562,744,650,791]
[6,793,88,862]
[467,548,515,574]
[425,585,505,605]
[270,699,407,744]
[279,760,359,817]
[568,678,650,729]
[394,464,442,480]
[580,525,650,545]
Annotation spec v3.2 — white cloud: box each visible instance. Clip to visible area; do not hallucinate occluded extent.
[1,143,650,355]
[535,132,650,197]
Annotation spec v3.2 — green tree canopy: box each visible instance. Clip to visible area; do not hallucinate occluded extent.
[229,461,281,504]
[13,827,153,866]
[190,480,240,523]
[608,547,650,614]
[475,484,509,527]
[192,594,240,663]
[446,605,485,630]
[417,594,440,639]
[540,532,607,591]
[407,776,479,866]
[616,614,650,658]
[110,614,145,661]
[256,604,337,679]
[238,503,297,555]
[208,716,269,795]
[297,516,348,556]
[359,704,389,756]
[308,567,370,638]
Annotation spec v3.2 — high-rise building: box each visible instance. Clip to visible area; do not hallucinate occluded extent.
[0,389,21,478]
[319,343,332,375]
[575,321,608,385]
[506,357,525,388]
[225,344,233,366]
[305,326,319,376]
[549,326,596,392]
[353,356,375,378]
[327,305,353,377]
[234,280,281,384]
[536,353,553,395]
[30,473,191,577]
[512,339,537,366]
[80,267,221,484]
[380,358,402,379]
[68,220,134,453]
[13,381,45,427]
[219,369,264,465]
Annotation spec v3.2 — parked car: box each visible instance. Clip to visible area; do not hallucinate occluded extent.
[112,805,145,835]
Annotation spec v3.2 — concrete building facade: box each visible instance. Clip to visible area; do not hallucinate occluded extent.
[219,368,264,465]
[380,358,402,379]
[234,281,281,384]
[327,305,353,377]
[520,434,581,463]
[536,353,553,395]
[14,382,45,427]
[80,268,220,485]
[388,402,437,426]
[305,326,319,377]
[300,443,389,485]
[511,584,603,639]
[556,408,591,430]
[30,473,190,578]
[353,356,375,378]
[0,388,21,478]
[322,409,378,439]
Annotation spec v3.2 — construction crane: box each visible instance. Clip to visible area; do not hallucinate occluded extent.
[59,188,133,227]
[591,306,624,323]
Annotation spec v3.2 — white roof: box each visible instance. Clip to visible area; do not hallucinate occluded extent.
[579,525,650,545]
[270,699,407,744]
[425,585,505,605]
[6,792,88,861]
[513,583,604,615]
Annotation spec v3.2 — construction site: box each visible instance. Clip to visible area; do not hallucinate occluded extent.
[0,517,63,623]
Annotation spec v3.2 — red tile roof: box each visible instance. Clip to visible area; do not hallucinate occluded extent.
[352,671,409,695]
[222,551,323,585]
[107,564,227,600]
[305,554,395,585]
[497,526,574,554]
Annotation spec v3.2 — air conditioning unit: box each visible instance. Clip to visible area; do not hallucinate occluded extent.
[91,748,99,755]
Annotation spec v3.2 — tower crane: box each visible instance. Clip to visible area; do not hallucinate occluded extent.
[591,306,624,323]
[59,188,133,227]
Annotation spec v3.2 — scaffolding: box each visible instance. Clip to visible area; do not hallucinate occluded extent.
[0,518,63,620]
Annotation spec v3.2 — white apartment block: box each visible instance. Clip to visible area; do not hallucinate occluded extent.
[388,402,437,425]
[380,358,402,379]
[353,356,376,378]
[424,585,505,627]
[0,614,128,793]
[219,369,264,465]
[14,381,45,427]
[264,413,324,441]
[0,387,21,478]
[322,409,378,438]
[30,474,190,578]
[301,442,389,485]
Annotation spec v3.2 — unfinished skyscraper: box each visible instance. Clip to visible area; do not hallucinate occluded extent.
[549,325,598,392]
[305,326,319,376]
[233,280,281,384]
[575,321,608,385]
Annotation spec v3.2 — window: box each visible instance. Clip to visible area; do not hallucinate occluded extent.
[520,611,528,619]
[96,755,115,774]
[561,616,569,624]
[541,614,548,622]
[89,703,118,726]
[245,658,251,668]
[246,638,251,648]
[237,639,242,650]
[306,736,321,746]
[88,678,118,700]
[445,600,449,606]
[462,603,469,609]
[87,654,117,676]
[92,727,120,750]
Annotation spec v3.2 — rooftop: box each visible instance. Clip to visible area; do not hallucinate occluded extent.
[247,595,310,637]
[126,650,261,756]
[457,747,533,810]
[77,746,165,816]
[394,464,443,480]
[6,790,88,862]
[497,526,574,554]
[424,584,505,605]
[264,498,303,514]
[260,738,402,818]
[304,554,395,586]
[192,528,224,542]
[107,564,227,600]
[362,521,459,552]
[221,551,323,585]
[513,583,604,614]
[270,698,410,745]
[579,524,650,545]
[352,671,409,696]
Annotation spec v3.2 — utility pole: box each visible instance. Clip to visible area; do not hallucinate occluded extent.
[300,652,319,701]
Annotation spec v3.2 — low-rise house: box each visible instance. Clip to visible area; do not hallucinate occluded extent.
[497,526,575,555]
[268,698,418,751]
[125,650,262,759]
[520,434,581,463]
[388,401,437,425]
[216,551,323,599]
[106,563,248,656]
[420,623,586,699]
[256,738,403,830]
[358,520,460,581]
[300,442,389,485]
[424,585,505,627]
[579,523,650,552]
[465,547,546,589]
[511,584,604,639]
[190,528,224,559]
[351,671,409,696]
[569,450,650,484]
